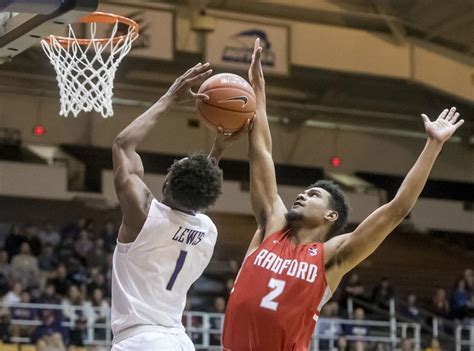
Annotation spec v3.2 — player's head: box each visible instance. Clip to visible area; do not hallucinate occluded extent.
[163,152,223,212]
[286,180,348,238]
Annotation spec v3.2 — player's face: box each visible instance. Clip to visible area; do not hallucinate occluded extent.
[289,187,335,225]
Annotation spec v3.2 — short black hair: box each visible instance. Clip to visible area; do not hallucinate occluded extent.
[308,180,348,237]
[167,152,223,211]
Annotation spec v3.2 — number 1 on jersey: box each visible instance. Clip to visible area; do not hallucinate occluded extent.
[260,278,286,311]
[166,250,187,291]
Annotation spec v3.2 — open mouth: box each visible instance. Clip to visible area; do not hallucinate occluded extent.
[293,201,304,207]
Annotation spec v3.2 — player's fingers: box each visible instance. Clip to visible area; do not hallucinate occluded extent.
[445,107,456,121]
[438,108,449,120]
[453,119,465,130]
[182,62,202,79]
[184,62,210,80]
[190,91,209,100]
[421,114,430,124]
[254,38,260,53]
[186,69,213,86]
[450,112,460,124]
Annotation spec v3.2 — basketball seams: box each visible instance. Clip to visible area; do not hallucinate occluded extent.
[198,87,256,110]
[196,101,252,132]
[199,99,256,114]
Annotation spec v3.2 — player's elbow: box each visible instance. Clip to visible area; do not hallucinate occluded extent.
[386,200,412,220]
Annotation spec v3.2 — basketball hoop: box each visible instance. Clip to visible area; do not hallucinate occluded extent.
[41,12,139,118]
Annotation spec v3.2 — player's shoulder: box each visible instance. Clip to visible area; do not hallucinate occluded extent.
[197,212,218,233]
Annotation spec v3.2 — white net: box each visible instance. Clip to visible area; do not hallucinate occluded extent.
[41,19,138,118]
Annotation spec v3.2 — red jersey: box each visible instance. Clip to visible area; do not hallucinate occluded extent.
[222,230,332,351]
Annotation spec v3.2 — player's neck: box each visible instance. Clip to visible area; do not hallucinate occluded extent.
[162,197,196,216]
[288,225,326,244]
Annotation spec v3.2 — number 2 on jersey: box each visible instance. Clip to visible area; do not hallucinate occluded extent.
[166,250,187,291]
[260,278,286,311]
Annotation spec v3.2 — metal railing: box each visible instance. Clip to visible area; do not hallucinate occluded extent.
[1,301,472,350]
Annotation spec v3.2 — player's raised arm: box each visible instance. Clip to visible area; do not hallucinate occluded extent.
[327,107,464,282]
[247,38,287,237]
[208,122,252,163]
[112,63,212,242]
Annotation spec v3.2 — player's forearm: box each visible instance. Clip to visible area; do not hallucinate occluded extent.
[114,95,174,150]
[390,138,443,214]
[208,143,225,163]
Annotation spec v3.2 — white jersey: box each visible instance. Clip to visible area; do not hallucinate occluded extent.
[111,199,218,338]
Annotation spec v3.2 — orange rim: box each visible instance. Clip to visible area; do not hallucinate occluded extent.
[46,11,139,46]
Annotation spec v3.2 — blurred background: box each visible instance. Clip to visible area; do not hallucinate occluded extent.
[0,0,472,350]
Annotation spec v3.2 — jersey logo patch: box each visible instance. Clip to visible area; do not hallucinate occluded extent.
[308,247,318,256]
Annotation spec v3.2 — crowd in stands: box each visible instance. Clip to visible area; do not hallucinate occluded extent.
[0,219,472,350]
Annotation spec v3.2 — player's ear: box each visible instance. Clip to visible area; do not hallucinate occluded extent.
[325,210,338,223]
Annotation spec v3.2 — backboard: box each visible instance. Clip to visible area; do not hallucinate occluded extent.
[0,0,98,64]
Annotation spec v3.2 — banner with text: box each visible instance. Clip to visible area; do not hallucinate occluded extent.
[206,18,289,75]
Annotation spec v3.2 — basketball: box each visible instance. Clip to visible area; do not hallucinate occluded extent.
[196,73,256,133]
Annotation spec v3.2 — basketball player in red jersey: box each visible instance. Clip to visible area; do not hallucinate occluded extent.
[221,39,465,350]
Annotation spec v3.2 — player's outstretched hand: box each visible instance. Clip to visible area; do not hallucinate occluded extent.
[214,118,254,150]
[421,107,464,144]
[165,62,212,103]
[248,38,264,90]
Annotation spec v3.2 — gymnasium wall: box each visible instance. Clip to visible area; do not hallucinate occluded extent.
[0,92,472,182]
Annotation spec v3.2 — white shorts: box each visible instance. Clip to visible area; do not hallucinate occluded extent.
[111,331,195,351]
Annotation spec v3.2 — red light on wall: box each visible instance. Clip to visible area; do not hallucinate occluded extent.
[33,125,46,136]
[330,156,342,168]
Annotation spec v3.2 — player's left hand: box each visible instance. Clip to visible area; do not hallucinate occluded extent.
[214,118,254,149]
[421,107,464,144]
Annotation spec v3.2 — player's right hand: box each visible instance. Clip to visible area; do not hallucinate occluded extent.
[165,62,212,103]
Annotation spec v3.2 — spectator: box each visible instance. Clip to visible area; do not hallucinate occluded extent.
[401,338,415,351]
[462,268,473,292]
[38,243,59,273]
[0,305,10,342]
[465,294,474,318]
[224,277,235,296]
[334,336,349,351]
[0,250,11,296]
[38,222,61,249]
[425,338,442,351]
[371,277,394,310]
[61,284,88,325]
[209,296,226,346]
[85,288,109,339]
[400,293,420,322]
[2,281,23,307]
[31,309,67,351]
[340,273,365,310]
[10,242,40,288]
[87,271,107,297]
[450,279,470,319]
[4,224,27,260]
[69,316,86,347]
[317,301,343,350]
[74,230,93,259]
[432,288,450,318]
[10,290,36,339]
[0,249,11,280]
[48,264,70,297]
[344,307,368,351]
[102,220,117,252]
[35,282,61,306]
[86,238,107,270]
[25,224,42,257]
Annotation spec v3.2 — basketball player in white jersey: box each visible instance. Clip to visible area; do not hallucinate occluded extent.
[110,62,246,350]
